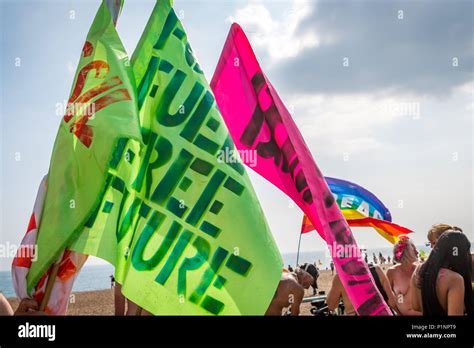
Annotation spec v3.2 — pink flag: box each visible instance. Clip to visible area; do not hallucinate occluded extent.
[211,23,392,315]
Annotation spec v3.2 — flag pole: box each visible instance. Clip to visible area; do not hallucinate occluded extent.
[296,232,303,266]
[39,258,62,312]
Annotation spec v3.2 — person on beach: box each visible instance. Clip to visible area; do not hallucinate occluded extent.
[0,292,13,315]
[265,268,313,316]
[427,223,463,248]
[301,263,319,295]
[326,263,397,315]
[368,263,399,314]
[427,223,474,290]
[412,232,472,316]
[0,292,45,316]
[330,261,334,275]
[326,273,355,315]
[387,235,421,315]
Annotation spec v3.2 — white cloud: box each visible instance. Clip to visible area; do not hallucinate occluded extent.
[284,92,430,154]
[454,81,474,112]
[228,0,318,64]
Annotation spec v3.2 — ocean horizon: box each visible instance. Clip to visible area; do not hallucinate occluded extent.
[0,246,429,299]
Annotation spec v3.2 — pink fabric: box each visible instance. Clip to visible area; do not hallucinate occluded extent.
[11,176,88,315]
[211,23,392,315]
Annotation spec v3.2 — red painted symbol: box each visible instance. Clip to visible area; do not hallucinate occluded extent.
[63,42,131,147]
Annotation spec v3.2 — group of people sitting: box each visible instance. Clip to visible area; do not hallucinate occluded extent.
[266,224,473,316]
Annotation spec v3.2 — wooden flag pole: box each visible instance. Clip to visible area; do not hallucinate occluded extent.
[39,259,61,312]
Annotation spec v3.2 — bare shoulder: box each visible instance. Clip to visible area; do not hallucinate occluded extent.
[389,263,401,271]
[440,268,464,287]
[279,275,296,288]
[435,268,464,298]
[281,274,302,290]
[386,265,398,277]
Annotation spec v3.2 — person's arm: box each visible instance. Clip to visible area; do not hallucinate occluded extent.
[326,275,341,311]
[403,284,422,316]
[408,272,422,313]
[446,274,465,316]
[386,268,394,289]
[14,298,46,316]
[376,266,399,314]
[410,265,423,315]
[0,293,14,315]
[289,287,304,316]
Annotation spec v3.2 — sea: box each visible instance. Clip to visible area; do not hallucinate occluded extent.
[0,264,115,298]
[0,246,430,298]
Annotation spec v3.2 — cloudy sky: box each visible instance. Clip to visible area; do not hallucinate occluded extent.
[0,0,472,271]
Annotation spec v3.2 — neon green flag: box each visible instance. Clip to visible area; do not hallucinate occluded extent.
[27,0,141,290]
[70,0,282,315]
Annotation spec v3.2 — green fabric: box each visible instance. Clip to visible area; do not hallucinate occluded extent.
[26,0,141,291]
[69,0,282,315]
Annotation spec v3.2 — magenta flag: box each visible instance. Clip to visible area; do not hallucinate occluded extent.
[211,24,392,316]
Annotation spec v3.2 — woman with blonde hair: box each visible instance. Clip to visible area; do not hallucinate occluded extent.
[386,235,421,315]
[427,224,462,248]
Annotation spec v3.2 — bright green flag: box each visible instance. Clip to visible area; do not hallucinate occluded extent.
[27,0,142,290]
[70,0,282,315]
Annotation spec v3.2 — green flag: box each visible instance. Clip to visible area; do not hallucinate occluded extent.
[27,0,142,290]
[70,0,282,315]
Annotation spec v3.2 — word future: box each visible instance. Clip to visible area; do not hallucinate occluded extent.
[18,323,56,341]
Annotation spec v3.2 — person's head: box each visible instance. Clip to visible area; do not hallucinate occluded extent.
[393,235,418,264]
[295,267,314,289]
[301,263,319,288]
[427,224,463,248]
[419,231,472,315]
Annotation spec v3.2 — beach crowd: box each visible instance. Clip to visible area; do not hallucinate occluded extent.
[0,224,472,317]
[266,224,472,316]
